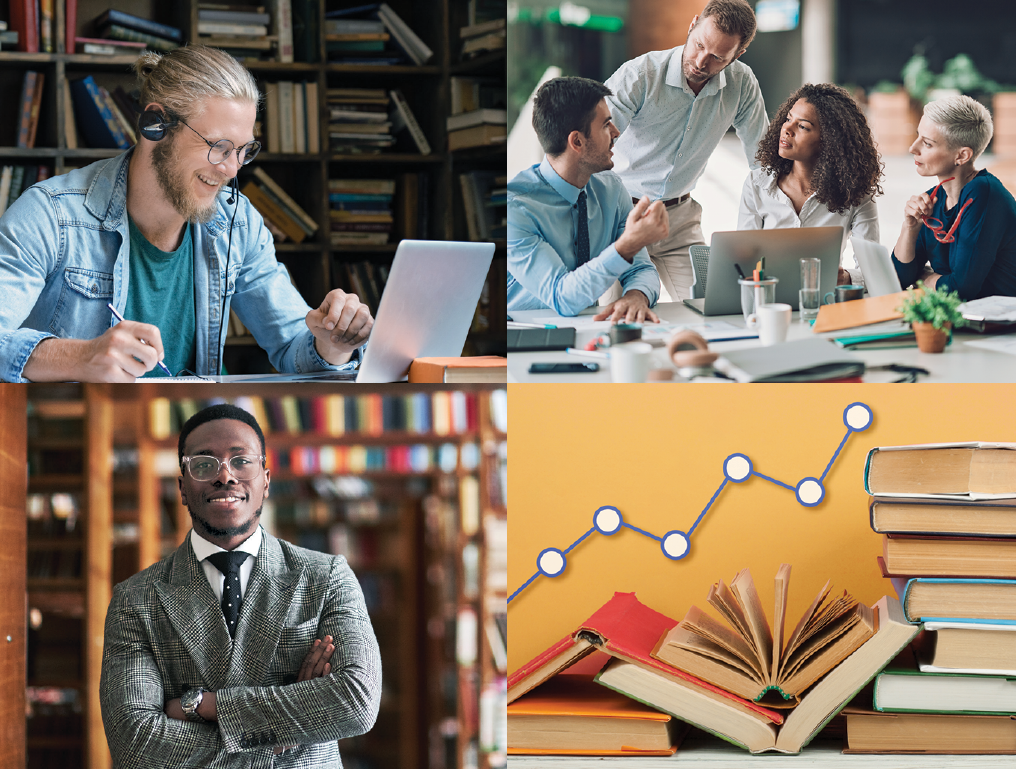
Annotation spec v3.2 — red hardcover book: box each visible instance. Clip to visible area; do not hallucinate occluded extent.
[11,0,40,53]
[65,0,78,54]
[508,592,784,725]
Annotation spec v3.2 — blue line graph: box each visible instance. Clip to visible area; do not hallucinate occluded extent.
[508,402,873,605]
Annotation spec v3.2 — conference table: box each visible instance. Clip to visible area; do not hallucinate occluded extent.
[508,302,1016,383]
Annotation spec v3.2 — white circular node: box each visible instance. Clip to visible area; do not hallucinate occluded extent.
[844,402,873,431]
[594,506,623,535]
[724,453,752,482]
[538,548,566,577]
[796,478,825,507]
[661,531,690,560]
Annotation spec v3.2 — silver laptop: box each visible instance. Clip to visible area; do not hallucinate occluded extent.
[851,236,902,297]
[685,227,842,315]
[250,240,495,383]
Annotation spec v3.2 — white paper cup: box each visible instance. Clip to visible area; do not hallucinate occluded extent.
[610,341,653,383]
[747,303,792,346]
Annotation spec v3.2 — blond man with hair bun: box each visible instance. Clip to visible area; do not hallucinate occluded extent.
[893,94,1016,300]
[0,46,373,382]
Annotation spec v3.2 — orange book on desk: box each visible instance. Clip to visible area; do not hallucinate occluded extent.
[408,356,506,383]
[812,291,912,333]
[508,672,686,755]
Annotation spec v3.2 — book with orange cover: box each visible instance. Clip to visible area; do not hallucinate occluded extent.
[408,356,506,383]
[812,290,912,333]
[508,673,686,755]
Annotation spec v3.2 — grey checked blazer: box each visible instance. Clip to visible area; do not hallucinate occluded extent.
[99,528,381,769]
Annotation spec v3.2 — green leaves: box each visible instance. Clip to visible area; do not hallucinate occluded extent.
[897,281,967,330]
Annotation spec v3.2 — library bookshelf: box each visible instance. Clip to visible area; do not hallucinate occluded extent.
[19,383,507,769]
[0,0,506,374]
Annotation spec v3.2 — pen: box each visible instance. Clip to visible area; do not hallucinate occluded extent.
[566,348,610,359]
[106,303,174,377]
[734,264,745,280]
[508,321,558,329]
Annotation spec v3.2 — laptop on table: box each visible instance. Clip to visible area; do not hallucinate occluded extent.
[685,226,842,315]
[235,239,495,383]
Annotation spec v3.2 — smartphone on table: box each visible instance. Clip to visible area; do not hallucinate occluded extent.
[528,362,600,374]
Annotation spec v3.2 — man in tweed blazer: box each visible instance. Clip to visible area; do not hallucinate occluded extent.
[100,404,381,768]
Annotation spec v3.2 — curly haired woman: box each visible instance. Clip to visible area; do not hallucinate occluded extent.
[738,83,883,285]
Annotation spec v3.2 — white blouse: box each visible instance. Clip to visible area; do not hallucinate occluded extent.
[738,168,879,278]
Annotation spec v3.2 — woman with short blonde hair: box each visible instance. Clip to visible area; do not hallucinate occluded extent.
[892,95,1016,300]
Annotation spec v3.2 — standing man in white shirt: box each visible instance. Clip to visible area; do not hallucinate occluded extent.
[605,0,768,301]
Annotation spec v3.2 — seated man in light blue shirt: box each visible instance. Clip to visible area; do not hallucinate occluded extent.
[606,0,768,302]
[508,77,667,322]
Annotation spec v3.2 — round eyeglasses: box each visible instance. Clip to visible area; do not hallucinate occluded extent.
[178,118,261,166]
[182,454,265,482]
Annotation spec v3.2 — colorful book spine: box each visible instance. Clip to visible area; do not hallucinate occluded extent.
[95,8,183,43]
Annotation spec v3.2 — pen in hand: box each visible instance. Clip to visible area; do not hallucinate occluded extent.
[106,303,173,377]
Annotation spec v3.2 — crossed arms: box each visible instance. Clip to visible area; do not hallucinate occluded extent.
[99,557,381,769]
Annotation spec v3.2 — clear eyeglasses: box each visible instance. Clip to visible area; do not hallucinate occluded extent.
[179,119,261,166]
[182,454,265,482]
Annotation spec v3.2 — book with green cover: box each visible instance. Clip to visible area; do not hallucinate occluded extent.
[874,644,1016,715]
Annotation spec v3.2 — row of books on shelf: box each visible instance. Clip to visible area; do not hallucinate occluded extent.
[264,442,467,475]
[27,549,82,579]
[149,391,502,440]
[330,177,394,245]
[197,2,278,60]
[460,171,506,241]
[0,165,51,215]
[271,496,396,526]
[263,80,320,153]
[328,88,429,155]
[324,3,432,66]
[67,76,140,150]
[10,5,185,54]
[241,166,318,243]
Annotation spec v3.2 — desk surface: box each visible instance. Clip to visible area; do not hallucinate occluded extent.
[508,303,1016,383]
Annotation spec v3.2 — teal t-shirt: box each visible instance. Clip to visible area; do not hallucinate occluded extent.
[124,217,197,377]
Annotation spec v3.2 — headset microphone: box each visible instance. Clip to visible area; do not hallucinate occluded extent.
[226,177,237,205]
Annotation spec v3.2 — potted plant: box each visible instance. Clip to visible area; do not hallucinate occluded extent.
[898,282,966,353]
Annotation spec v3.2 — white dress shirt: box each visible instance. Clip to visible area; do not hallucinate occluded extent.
[738,168,879,274]
[605,46,769,201]
[190,525,262,602]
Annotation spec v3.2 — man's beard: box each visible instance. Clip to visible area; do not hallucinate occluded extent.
[188,505,262,539]
[152,135,221,224]
[681,48,710,84]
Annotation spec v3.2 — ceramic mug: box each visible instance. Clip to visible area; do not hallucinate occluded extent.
[823,285,865,304]
[746,303,792,346]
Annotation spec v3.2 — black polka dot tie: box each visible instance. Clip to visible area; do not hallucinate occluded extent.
[206,551,250,638]
[575,190,590,267]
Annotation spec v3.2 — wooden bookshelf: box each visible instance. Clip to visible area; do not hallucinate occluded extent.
[25,384,113,769]
[0,0,507,376]
[0,385,28,769]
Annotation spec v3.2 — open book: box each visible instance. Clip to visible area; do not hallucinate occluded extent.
[652,565,875,706]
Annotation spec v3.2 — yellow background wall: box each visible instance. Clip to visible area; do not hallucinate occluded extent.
[508,383,1016,673]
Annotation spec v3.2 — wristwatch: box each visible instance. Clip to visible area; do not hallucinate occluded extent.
[180,687,208,723]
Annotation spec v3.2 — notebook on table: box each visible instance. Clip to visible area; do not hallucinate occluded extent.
[713,337,865,383]
[508,327,576,352]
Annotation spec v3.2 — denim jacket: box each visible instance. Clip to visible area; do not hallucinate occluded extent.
[0,149,361,381]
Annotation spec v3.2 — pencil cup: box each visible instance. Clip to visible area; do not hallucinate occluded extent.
[610,342,653,383]
[738,277,778,326]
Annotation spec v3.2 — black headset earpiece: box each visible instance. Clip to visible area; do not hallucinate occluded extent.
[226,177,238,205]
[138,109,178,142]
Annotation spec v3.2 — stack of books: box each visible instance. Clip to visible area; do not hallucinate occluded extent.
[75,37,146,56]
[509,584,918,755]
[328,89,394,153]
[845,442,1016,753]
[328,178,395,246]
[0,165,52,215]
[241,167,318,244]
[459,17,505,59]
[0,20,18,50]
[197,3,274,59]
[263,80,320,154]
[94,9,182,51]
[447,77,507,151]
[322,3,431,65]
